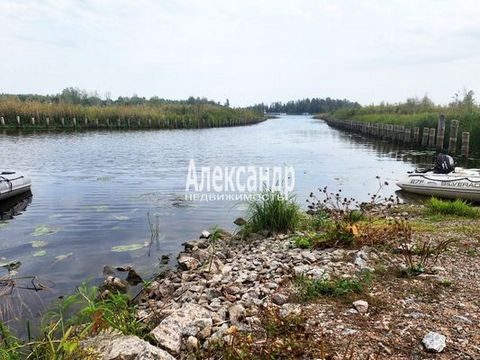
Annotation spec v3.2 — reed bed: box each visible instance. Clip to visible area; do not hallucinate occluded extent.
[0,98,264,130]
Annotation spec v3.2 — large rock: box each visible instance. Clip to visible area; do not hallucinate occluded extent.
[81,333,175,360]
[177,254,201,271]
[150,303,212,355]
[422,331,446,353]
[352,300,369,314]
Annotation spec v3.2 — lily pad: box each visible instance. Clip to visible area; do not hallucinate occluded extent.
[84,205,108,212]
[55,252,73,262]
[0,222,8,229]
[33,250,47,257]
[31,225,59,237]
[112,215,130,221]
[111,244,144,252]
[31,240,48,248]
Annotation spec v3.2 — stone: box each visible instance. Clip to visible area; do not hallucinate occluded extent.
[354,250,368,268]
[422,331,446,353]
[272,293,288,305]
[150,304,212,355]
[279,304,301,319]
[228,304,246,325]
[233,217,246,226]
[81,333,175,360]
[200,230,211,239]
[183,239,209,251]
[185,336,199,352]
[352,300,369,314]
[178,255,200,271]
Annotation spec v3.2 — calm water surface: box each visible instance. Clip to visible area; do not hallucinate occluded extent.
[0,115,441,325]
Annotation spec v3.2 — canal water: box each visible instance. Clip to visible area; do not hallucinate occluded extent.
[0,115,455,327]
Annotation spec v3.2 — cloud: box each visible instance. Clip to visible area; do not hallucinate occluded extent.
[0,0,480,105]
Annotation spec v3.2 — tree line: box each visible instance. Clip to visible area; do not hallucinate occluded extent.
[251,97,360,114]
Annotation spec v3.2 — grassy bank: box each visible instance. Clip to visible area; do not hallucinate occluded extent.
[2,191,480,358]
[0,98,264,130]
[319,92,480,151]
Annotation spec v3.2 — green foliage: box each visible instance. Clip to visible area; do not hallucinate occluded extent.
[292,235,312,249]
[294,271,371,302]
[0,283,144,359]
[245,190,300,235]
[425,197,479,218]
[0,91,263,130]
[253,97,359,114]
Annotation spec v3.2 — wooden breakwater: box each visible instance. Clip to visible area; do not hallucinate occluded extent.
[0,115,267,132]
[323,115,471,157]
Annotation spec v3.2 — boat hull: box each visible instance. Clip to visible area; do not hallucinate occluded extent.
[0,173,32,201]
[397,173,480,201]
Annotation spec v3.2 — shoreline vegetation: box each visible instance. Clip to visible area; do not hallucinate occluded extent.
[0,88,265,131]
[317,90,480,153]
[2,189,480,359]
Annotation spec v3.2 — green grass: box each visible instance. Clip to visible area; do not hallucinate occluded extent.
[425,197,479,218]
[294,271,371,302]
[244,190,300,234]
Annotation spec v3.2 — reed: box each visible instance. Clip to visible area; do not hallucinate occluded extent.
[0,98,264,130]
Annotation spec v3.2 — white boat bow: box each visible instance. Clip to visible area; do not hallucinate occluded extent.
[0,172,32,201]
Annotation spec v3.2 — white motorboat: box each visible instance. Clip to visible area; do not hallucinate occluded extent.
[397,167,480,201]
[0,172,32,201]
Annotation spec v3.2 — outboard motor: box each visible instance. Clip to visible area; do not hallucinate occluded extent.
[433,153,455,174]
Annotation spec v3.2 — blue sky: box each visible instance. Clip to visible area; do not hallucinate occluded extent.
[1,0,480,106]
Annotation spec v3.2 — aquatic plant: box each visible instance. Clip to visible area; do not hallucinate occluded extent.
[0,96,263,131]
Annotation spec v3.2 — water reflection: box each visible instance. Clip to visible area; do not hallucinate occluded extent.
[0,192,32,220]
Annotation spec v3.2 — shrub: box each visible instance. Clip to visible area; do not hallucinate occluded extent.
[245,190,300,234]
[425,197,478,218]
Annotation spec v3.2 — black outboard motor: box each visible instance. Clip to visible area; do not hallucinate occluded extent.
[433,153,455,174]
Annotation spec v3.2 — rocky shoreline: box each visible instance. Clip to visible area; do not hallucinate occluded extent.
[82,208,480,359]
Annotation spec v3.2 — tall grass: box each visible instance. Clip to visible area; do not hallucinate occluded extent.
[0,98,264,129]
[425,197,479,218]
[245,190,300,234]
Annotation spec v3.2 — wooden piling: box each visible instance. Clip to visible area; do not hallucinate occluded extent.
[84,117,88,127]
[148,119,152,128]
[73,117,77,127]
[31,117,35,126]
[428,128,436,147]
[46,117,50,127]
[413,127,420,144]
[436,115,446,150]
[398,125,405,143]
[461,132,470,157]
[61,117,65,127]
[117,118,121,128]
[448,120,459,153]
[17,116,21,127]
[0,117,4,126]
[421,128,429,146]
[106,118,110,127]
[404,128,411,143]
[95,119,99,127]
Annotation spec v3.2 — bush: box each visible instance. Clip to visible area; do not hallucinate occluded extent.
[245,190,300,234]
[426,197,479,218]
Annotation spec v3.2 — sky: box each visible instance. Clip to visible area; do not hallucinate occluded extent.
[1,0,480,106]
